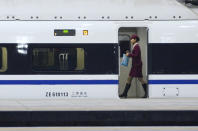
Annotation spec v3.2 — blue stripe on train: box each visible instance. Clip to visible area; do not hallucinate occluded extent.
[149,80,198,84]
[0,80,119,85]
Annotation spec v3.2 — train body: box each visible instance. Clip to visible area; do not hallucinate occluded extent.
[0,0,198,99]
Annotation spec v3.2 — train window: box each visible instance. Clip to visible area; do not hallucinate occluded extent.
[148,43,198,74]
[0,47,8,72]
[32,48,85,71]
[0,44,117,74]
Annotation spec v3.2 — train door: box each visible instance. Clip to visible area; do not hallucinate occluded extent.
[118,27,148,98]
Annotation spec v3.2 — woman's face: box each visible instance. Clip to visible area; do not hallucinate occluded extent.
[130,38,136,44]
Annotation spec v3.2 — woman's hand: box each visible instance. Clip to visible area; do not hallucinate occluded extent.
[126,50,130,56]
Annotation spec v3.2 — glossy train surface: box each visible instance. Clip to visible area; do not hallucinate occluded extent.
[0,0,198,99]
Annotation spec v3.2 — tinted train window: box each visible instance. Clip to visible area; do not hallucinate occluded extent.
[148,43,198,74]
[0,47,8,72]
[0,48,2,68]
[32,48,85,71]
[30,44,118,74]
[0,44,118,74]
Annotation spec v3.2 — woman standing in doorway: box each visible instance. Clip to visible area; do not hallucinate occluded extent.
[119,34,147,98]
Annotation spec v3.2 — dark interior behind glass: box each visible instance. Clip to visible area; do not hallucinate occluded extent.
[0,43,118,74]
[149,43,198,74]
[0,48,2,69]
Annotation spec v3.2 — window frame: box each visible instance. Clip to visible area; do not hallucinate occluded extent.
[0,47,8,72]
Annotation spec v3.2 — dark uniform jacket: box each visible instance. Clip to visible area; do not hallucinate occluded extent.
[128,43,143,77]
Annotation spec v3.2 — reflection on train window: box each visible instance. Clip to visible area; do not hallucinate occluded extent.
[0,47,8,72]
[32,48,85,71]
[149,43,198,74]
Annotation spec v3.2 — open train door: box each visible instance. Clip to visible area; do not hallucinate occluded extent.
[118,27,148,98]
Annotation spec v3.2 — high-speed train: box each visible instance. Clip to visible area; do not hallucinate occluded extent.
[0,0,198,99]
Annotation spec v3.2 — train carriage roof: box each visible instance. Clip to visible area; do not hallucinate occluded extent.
[0,0,198,20]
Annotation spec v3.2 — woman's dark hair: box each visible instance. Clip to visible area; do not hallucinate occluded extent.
[130,34,140,42]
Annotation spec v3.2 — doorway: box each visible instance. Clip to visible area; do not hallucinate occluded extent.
[118,27,148,98]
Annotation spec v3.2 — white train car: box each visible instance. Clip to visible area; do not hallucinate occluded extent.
[0,0,198,99]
